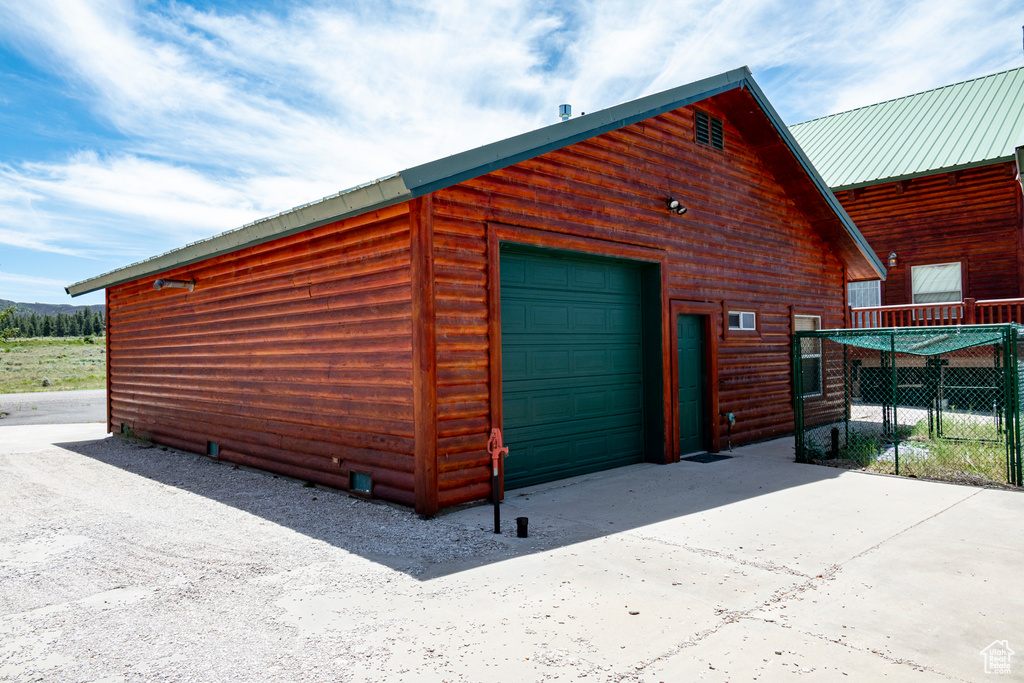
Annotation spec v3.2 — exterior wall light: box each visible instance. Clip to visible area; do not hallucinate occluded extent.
[153,278,195,291]
[667,198,687,215]
[887,252,898,268]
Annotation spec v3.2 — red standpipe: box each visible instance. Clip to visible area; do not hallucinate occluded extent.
[486,428,509,534]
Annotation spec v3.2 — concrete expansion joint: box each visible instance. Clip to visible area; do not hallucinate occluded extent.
[846,489,983,565]
[744,565,955,680]
[629,617,742,676]
[773,622,949,678]
[754,563,842,611]
[633,600,789,676]
[633,562,949,681]
[627,530,810,579]
[632,572,839,675]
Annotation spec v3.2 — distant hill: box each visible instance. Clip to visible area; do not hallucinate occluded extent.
[0,299,105,318]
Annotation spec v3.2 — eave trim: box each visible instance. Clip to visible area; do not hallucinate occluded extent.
[831,155,1017,193]
[65,175,412,296]
[67,65,884,295]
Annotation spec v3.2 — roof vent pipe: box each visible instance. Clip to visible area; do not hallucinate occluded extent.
[153,278,195,292]
[559,104,571,121]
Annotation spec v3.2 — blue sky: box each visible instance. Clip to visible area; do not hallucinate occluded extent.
[1,0,1022,306]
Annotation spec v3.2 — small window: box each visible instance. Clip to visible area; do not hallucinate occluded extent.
[728,311,756,330]
[847,280,881,308]
[911,262,962,304]
[795,315,822,397]
[695,110,724,150]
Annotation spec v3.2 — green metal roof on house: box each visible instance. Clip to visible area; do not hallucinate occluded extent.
[67,66,884,296]
[789,67,1024,190]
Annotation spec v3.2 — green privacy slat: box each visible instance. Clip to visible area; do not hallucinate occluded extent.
[798,324,1024,357]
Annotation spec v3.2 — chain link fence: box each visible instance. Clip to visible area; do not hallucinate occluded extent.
[793,325,1024,488]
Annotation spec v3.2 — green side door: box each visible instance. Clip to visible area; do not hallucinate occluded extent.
[678,314,706,455]
[500,246,645,489]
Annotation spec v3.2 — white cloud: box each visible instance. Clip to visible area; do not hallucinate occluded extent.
[9,152,264,233]
[0,270,67,288]
[0,0,1021,303]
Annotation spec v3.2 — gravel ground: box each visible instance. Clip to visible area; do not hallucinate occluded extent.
[0,428,525,682]
[3,424,1022,682]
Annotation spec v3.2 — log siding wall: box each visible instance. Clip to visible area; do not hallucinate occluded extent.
[107,89,853,513]
[107,203,417,506]
[431,93,847,507]
[838,164,1023,303]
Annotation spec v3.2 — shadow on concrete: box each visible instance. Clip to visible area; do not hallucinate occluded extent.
[56,434,845,580]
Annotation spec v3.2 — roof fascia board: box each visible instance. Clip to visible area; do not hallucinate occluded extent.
[741,77,886,280]
[831,155,1016,192]
[66,175,412,296]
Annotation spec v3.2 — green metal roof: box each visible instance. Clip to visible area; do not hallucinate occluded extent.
[67,67,884,296]
[790,67,1024,190]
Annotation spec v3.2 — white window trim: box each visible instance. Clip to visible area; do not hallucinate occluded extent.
[728,310,756,331]
[795,314,822,398]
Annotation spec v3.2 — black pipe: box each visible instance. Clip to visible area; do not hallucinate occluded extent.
[516,517,528,538]
[492,469,500,534]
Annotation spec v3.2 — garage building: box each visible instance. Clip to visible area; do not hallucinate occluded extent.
[67,67,884,515]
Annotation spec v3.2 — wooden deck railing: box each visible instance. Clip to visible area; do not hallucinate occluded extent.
[847,297,1024,329]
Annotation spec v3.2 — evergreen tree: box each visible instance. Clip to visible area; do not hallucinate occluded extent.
[0,306,17,340]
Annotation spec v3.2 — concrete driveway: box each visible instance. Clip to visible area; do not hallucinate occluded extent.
[1,422,1021,681]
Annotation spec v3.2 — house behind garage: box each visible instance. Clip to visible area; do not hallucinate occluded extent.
[68,67,883,516]
[790,66,1024,319]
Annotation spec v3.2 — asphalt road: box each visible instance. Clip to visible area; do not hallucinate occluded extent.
[0,389,106,425]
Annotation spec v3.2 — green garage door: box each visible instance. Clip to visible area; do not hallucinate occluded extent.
[500,246,645,489]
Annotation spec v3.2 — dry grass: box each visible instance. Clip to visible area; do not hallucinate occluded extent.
[0,337,106,393]
[807,416,1016,487]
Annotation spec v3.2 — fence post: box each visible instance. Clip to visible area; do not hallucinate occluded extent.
[793,333,806,463]
[1011,327,1022,486]
[891,333,899,476]
[964,298,976,324]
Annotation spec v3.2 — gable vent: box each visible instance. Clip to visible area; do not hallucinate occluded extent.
[695,110,724,151]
